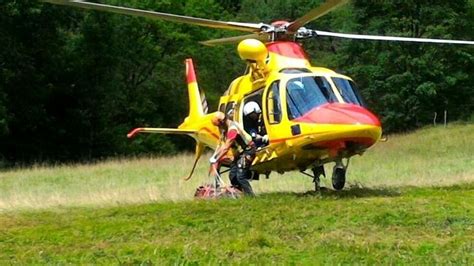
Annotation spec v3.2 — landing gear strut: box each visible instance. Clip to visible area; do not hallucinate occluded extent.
[300,166,326,191]
[301,158,350,192]
[312,165,325,191]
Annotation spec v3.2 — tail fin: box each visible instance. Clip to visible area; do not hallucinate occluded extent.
[127,59,211,181]
[185,58,208,120]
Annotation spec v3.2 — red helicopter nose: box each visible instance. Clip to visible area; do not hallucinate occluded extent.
[294,103,381,126]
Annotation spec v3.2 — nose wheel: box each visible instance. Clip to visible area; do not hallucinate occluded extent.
[332,166,346,190]
[332,159,349,191]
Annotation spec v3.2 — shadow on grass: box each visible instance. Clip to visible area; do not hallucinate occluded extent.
[259,183,402,199]
[258,182,474,200]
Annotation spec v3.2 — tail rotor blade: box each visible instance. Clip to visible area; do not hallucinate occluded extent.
[314,30,474,45]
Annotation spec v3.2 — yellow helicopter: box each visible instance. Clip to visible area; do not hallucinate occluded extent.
[42,0,474,191]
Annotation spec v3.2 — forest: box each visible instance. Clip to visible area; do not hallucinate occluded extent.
[0,0,473,165]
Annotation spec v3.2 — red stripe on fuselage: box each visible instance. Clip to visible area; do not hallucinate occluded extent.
[270,135,376,149]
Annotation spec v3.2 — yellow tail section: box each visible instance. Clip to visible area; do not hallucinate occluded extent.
[127,58,217,180]
[184,58,207,121]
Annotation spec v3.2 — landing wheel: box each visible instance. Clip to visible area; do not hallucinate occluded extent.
[332,166,346,190]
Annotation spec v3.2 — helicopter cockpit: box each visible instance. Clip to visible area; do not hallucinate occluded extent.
[331,77,365,106]
[263,74,366,124]
[236,73,366,148]
[286,76,338,120]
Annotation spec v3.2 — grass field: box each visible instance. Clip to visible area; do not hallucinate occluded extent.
[0,124,473,263]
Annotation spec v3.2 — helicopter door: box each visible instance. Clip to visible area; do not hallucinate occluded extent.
[266,81,282,124]
[241,88,267,147]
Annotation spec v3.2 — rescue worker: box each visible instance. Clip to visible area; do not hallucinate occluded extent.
[243,101,268,148]
[209,112,256,196]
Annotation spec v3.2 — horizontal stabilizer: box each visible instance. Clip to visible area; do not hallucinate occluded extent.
[127,128,196,139]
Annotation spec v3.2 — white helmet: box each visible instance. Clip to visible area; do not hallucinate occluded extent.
[243,101,261,116]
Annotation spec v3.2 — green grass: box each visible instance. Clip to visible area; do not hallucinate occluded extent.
[0,186,473,264]
[0,124,473,264]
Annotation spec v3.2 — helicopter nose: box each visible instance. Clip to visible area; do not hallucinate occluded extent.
[294,103,381,126]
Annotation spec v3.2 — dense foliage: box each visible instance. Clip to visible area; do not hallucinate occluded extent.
[0,0,472,164]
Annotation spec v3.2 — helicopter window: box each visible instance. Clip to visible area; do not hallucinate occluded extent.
[279,68,312,74]
[286,76,336,120]
[225,102,236,119]
[219,103,226,113]
[243,89,267,147]
[267,81,281,124]
[332,78,365,106]
[316,77,338,103]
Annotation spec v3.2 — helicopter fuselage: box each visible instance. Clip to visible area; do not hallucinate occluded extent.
[204,41,382,174]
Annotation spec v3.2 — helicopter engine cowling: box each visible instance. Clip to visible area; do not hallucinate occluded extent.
[238,39,269,80]
[237,39,268,62]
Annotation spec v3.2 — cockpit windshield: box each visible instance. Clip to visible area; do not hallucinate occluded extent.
[332,78,365,106]
[286,76,337,120]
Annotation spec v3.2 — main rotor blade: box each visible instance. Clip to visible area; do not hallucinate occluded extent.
[200,33,270,46]
[41,0,264,33]
[315,30,474,45]
[287,0,349,33]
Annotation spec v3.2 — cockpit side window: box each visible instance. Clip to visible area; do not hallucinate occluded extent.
[286,76,336,120]
[266,81,281,124]
[225,102,236,119]
[332,78,365,106]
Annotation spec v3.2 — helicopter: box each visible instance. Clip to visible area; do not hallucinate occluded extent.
[42,0,474,191]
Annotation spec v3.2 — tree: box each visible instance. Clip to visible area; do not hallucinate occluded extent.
[0,0,472,165]
[333,0,474,131]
